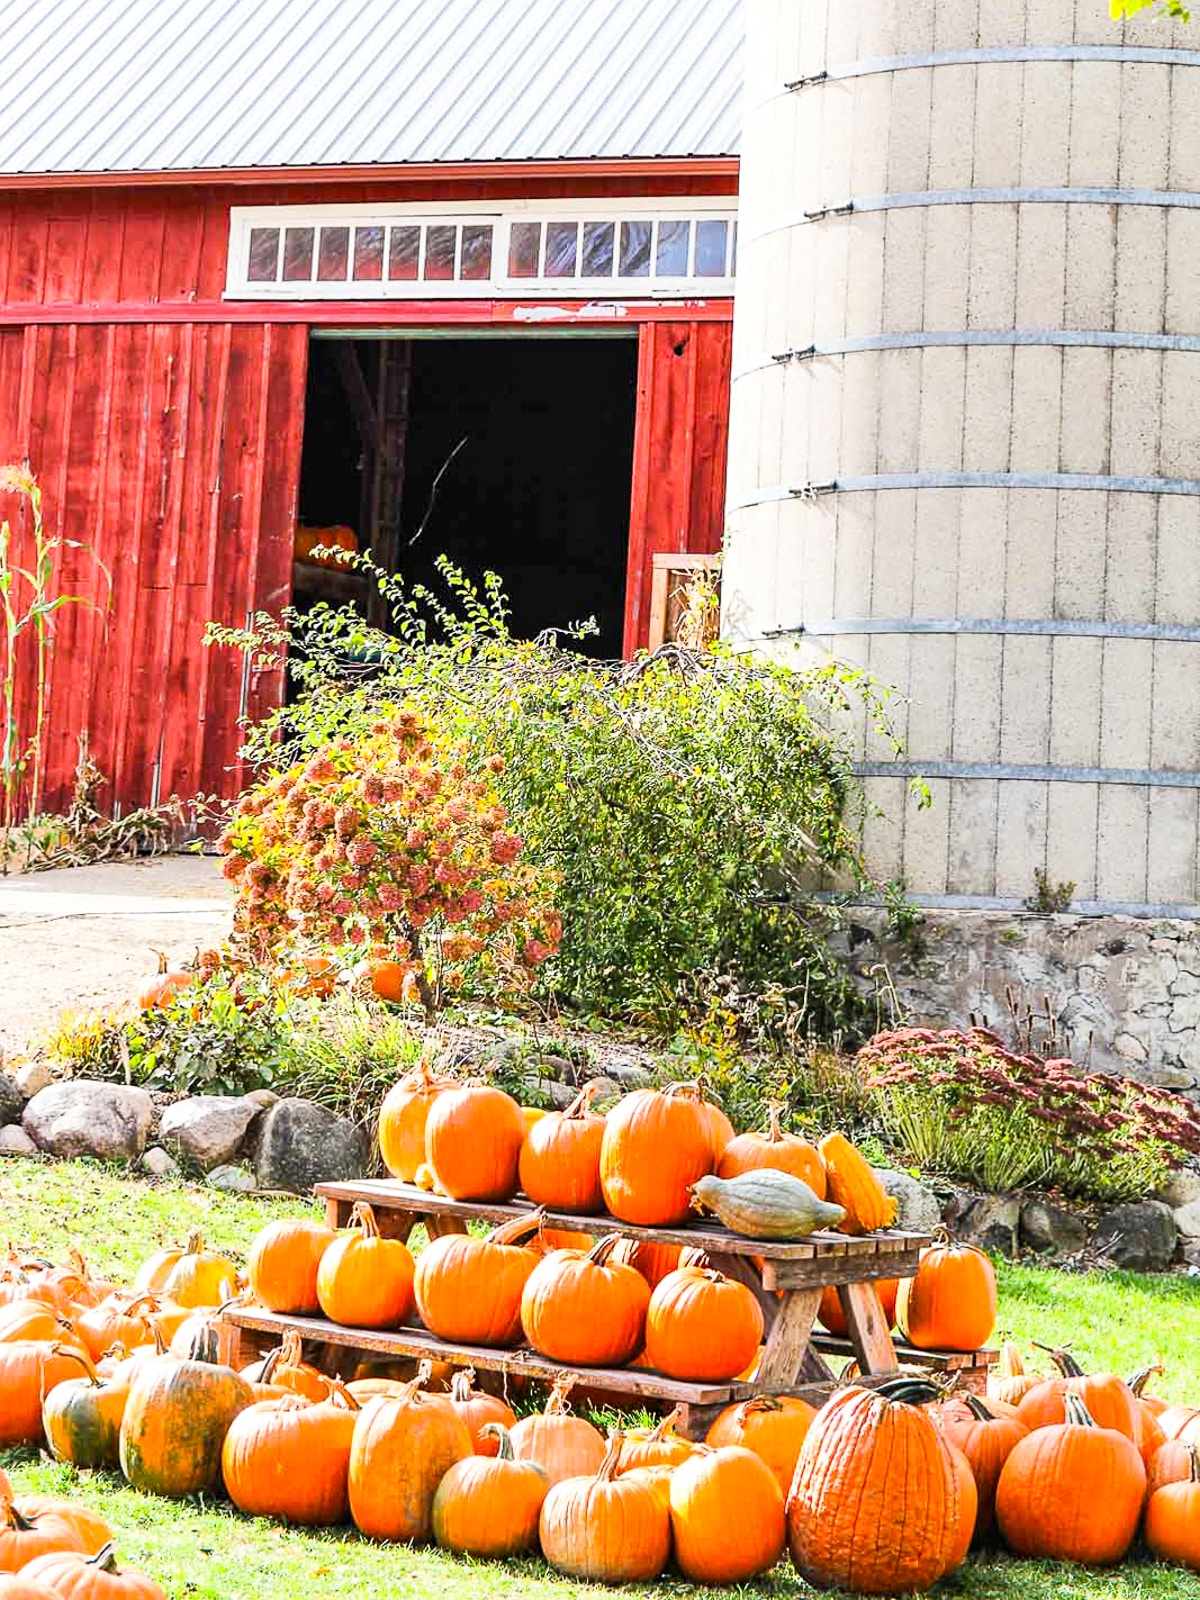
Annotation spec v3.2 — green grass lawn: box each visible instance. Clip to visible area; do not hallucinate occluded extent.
[3,1160,1199,1599]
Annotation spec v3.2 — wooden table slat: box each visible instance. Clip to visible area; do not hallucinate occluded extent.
[223,1308,748,1406]
[811,1333,999,1371]
[315,1180,930,1263]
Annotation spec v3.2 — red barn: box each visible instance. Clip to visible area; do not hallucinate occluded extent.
[0,0,742,812]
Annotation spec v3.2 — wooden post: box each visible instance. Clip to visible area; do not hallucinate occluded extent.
[754,1289,823,1391]
[837,1282,899,1376]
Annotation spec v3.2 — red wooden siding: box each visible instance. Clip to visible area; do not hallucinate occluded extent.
[0,320,307,814]
[624,320,732,656]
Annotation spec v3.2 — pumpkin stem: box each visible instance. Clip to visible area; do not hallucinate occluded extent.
[490,1212,548,1249]
[1036,1344,1086,1379]
[1062,1393,1098,1428]
[663,1081,702,1102]
[1129,1363,1165,1397]
[764,1101,786,1143]
[4,1504,36,1531]
[562,1082,601,1120]
[962,1394,1002,1423]
[86,1545,120,1574]
[931,1225,953,1247]
[182,1232,205,1257]
[152,949,168,975]
[544,1377,575,1415]
[597,1431,625,1482]
[587,1235,624,1267]
[50,1342,102,1387]
[450,1368,476,1403]
[647,1406,682,1442]
[1189,1444,1200,1485]
[324,1378,361,1412]
[398,1358,434,1406]
[998,1341,1025,1378]
[479,1421,516,1459]
[349,1202,381,1240]
[256,1346,284,1385]
[876,1377,944,1407]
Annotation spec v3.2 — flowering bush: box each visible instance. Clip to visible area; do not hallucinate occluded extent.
[859,1026,1200,1201]
[219,709,561,1012]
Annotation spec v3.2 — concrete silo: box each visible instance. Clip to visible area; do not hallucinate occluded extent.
[724,0,1200,926]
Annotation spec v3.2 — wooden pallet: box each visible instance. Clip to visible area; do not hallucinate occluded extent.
[811,1335,999,1396]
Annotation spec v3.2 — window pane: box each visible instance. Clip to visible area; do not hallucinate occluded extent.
[544,221,578,278]
[730,221,737,275]
[460,224,493,281]
[247,227,280,282]
[619,220,651,277]
[694,220,728,277]
[508,222,541,278]
[353,225,385,281]
[317,226,350,281]
[388,225,420,281]
[282,227,314,281]
[655,220,690,277]
[424,224,456,280]
[581,221,615,278]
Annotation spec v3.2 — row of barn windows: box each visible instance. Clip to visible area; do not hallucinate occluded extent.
[241,214,737,291]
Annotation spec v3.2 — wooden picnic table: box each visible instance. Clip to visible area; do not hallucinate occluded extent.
[218,1179,993,1437]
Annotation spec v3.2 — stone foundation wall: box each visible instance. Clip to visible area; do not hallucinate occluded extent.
[841,909,1200,1090]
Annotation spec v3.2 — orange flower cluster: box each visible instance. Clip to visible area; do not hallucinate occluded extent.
[219,710,561,1001]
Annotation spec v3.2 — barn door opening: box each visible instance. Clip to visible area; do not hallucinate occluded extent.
[295,332,638,657]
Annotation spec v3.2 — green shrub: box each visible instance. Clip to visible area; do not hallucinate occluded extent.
[859,1026,1200,1201]
[209,558,908,1037]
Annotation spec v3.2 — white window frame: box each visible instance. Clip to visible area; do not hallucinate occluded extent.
[225,196,737,301]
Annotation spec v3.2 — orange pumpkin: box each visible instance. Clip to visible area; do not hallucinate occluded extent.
[670,1444,786,1584]
[518,1083,605,1213]
[1014,1349,1138,1441]
[0,1576,60,1600]
[316,1203,415,1329]
[538,1432,670,1583]
[0,1503,85,1574]
[896,1232,997,1352]
[378,1062,453,1182]
[222,1389,358,1525]
[520,1236,650,1367]
[1148,1438,1200,1499]
[19,1545,166,1600]
[136,951,193,1011]
[431,1423,548,1557]
[41,1345,131,1470]
[119,1354,253,1497]
[1146,1442,1200,1571]
[413,1215,542,1348]
[987,1342,1041,1408]
[995,1393,1145,1564]
[508,1381,606,1487]
[934,1393,1028,1543]
[294,524,358,569]
[615,1407,697,1473]
[788,1379,974,1594]
[240,1331,328,1403]
[348,1368,472,1541]
[643,1267,764,1382]
[447,1368,516,1456]
[818,1133,898,1234]
[599,1083,717,1226]
[705,1394,817,1496]
[5,1504,109,1560]
[607,1238,683,1288]
[718,1102,826,1195]
[425,1084,525,1202]
[247,1219,335,1315]
[0,1343,84,1445]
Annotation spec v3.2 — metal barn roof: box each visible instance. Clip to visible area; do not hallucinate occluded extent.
[0,0,745,176]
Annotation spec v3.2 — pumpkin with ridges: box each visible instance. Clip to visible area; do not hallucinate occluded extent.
[348,1367,472,1542]
[247,1219,334,1315]
[508,1381,606,1487]
[432,1423,547,1557]
[718,1101,826,1195]
[316,1202,415,1329]
[705,1394,817,1496]
[221,1388,358,1525]
[599,1083,716,1227]
[19,1545,166,1600]
[644,1266,764,1382]
[520,1236,649,1367]
[670,1445,786,1584]
[447,1368,516,1457]
[118,1354,253,1497]
[517,1084,605,1214]
[818,1133,898,1234]
[379,1062,454,1182]
[425,1083,525,1202]
[41,1345,129,1470]
[414,1214,542,1348]
[538,1432,670,1583]
[897,1231,998,1352]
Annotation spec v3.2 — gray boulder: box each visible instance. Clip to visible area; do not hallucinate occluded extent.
[23,1081,153,1161]
[945,1192,1021,1258]
[158,1095,258,1171]
[1020,1199,1089,1256]
[877,1170,941,1235]
[1174,1198,1200,1240]
[0,1125,38,1157]
[1159,1169,1200,1210]
[1093,1200,1177,1272]
[207,1163,258,1193]
[141,1145,180,1180]
[603,1062,654,1089]
[250,1098,369,1195]
[0,1072,24,1127]
[14,1061,54,1101]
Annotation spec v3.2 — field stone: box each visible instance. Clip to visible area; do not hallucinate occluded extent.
[251,1097,369,1195]
[876,1170,941,1235]
[944,1192,1021,1258]
[1172,1198,1200,1240]
[1158,1169,1200,1210]
[158,1095,257,1171]
[0,1125,38,1157]
[0,1073,24,1127]
[603,1062,653,1089]
[14,1061,54,1100]
[1093,1200,1177,1272]
[23,1081,153,1161]
[1020,1199,1089,1256]
[207,1163,257,1194]
[241,1089,279,1112]
[583,1076,622,1108]
[141,1145,180,1179]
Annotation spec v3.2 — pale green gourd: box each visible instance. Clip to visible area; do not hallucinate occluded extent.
[689,1170,846,1239]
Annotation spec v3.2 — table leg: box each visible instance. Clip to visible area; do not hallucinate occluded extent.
[426,1216,469,1239]
[754,1289,823,1392]
[837,1282,899,1376]
[324,1197,354,1229]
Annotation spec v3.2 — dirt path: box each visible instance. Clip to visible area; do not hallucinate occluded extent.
[0,856,233,1057]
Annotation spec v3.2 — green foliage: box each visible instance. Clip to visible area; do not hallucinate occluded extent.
[1111,0,1189,18]
[209,556,904,1037]
[281,998,425,1126]
[1025,868,1076,914]
[860,1026,1200,1201]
